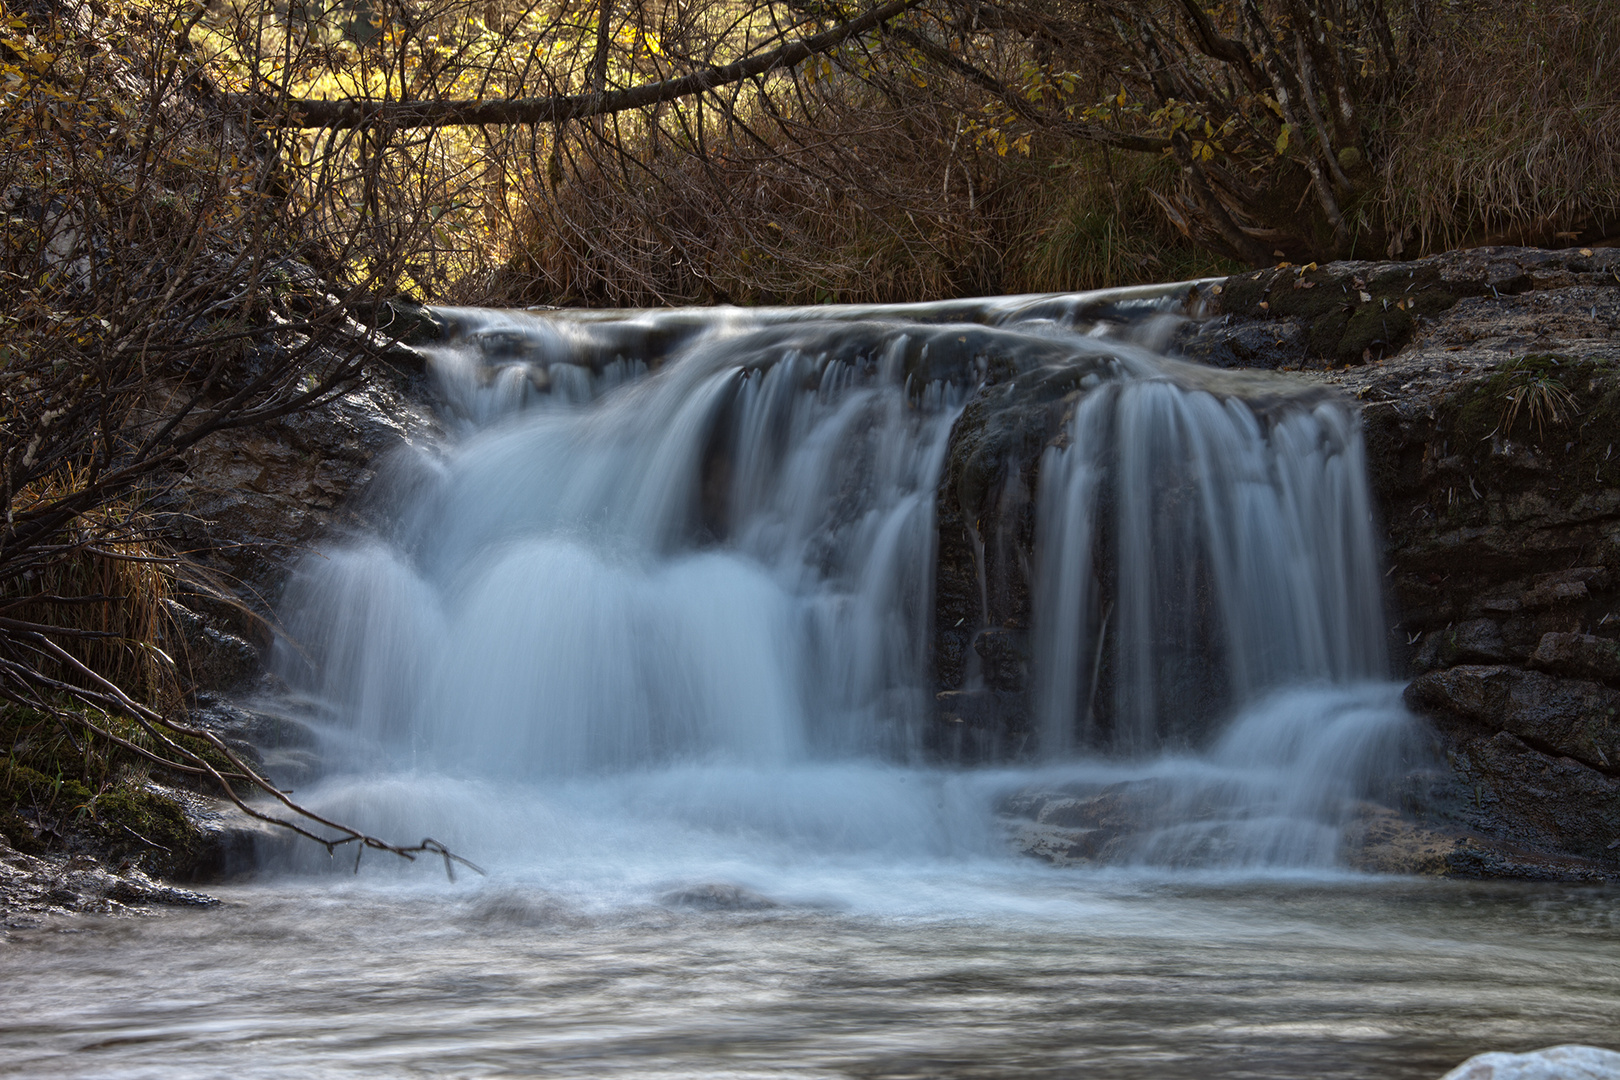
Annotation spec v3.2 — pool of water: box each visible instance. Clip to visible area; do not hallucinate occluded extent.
[3,871,1616,1079]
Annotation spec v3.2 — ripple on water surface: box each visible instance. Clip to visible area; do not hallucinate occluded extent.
[1,875,1617,1079]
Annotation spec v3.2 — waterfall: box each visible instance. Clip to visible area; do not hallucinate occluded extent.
[272,286,1418,877]
[1032,364,1388,756]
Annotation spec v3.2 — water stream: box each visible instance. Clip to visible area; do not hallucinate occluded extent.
[3,287,1615,1078]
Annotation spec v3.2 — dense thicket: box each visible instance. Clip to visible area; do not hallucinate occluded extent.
[184,0,1618,302]
[0,0,474,867]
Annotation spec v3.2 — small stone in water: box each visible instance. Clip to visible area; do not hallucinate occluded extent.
[1439,1045,1620,1080]
[661,883,779,911]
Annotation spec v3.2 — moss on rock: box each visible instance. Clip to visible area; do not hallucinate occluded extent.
[0,704,215,877]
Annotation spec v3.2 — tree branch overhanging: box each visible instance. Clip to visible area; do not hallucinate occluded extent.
[231,0,929,129]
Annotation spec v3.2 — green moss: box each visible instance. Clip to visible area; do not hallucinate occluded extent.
[1450,354,1599,445]
[1338,304,1414,364]
[89,787,201,867]
[0,702,216,874]
[1218,262,1466,364]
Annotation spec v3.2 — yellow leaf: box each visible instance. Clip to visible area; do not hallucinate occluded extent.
[1275,124,1291,153]
[1116,88,1127,106]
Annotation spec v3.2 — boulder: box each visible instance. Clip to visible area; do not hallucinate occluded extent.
[1451,731,1620,863]
[1531,632,1620,683]
[1405,666,1620,773]
[1439,1045,1620,1080]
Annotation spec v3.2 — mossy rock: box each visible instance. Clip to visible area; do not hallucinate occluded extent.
[0,703,222,877]
[1338,303,1414,364]
[1449,354,1604,445]
[1217,260,1467,365]
[88,787,204,875]
[0,758,204,876]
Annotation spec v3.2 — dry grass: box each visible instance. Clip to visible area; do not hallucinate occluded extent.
[490,90,1232,307]
[1497,358,1581,440]
[2,469,182,711]
[1382,0,1620,253]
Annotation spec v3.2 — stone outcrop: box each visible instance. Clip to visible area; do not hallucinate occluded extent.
[24,244,1608,893]
[1407,666,1620,771]
[1310,250,1620,875]
[164,351,440,636]
[0,827,219,930]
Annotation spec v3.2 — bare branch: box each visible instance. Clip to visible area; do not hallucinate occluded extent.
[232,0,928,129]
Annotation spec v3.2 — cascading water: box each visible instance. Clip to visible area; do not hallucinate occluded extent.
[1032,364,1388,754]
[270,285,1421,886]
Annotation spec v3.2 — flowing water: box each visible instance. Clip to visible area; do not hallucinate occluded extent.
[3,287,1616,1077]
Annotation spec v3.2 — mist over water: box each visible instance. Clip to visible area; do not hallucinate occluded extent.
[271,285,1418,893]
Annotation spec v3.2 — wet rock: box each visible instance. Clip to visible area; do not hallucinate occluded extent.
[1405,666,1620,773]
[165,369,440,613]
[1172,316,1309,369]
[1440,835,1614,883]
[1530,632,1620,683]
[1339,804,1456,875]
[158,785,295,882]
[162,601,259,691]
[661,883,779,911]
[1001,780,1175,866]
[189,698,324,790]
[973,628,1030,691]
[0,831,216,922]
[933,365,1091,700]
[1011,820,1115,866]
[930,689,1029,762]
[1450,731,1620,863]
[1439,1045,1620,1080]
[464,888,590,929]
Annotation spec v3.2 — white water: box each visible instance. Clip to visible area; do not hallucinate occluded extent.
[271,285,1418,891]
[1033,366,1387,755]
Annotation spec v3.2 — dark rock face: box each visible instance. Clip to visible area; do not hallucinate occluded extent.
[1404,666,1620,863]
[162,355,439,640]
[160,600,259,693]
[1452,732,1620,863]
[1531,631,1620,683]
[1406,666,1620,772]
[931,363,1103,760]
[1305,246,1620,875]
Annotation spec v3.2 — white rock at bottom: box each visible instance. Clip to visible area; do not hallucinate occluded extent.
[1441,1045,1620,1080]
